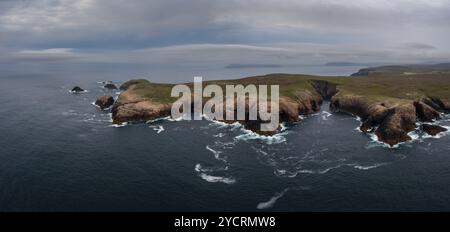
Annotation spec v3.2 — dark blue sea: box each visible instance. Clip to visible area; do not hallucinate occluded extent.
[1,66,450,211]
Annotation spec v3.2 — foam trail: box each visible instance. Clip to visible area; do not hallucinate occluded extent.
[321,111,332,120]
[150,125,165,134]
[213,133,226,138]
[146,116,171,123]
[206,145,227,162]
[195,164,235,184]
[111,122,128,128]
[352,163,387,170]
[257,188,289,210]
[195,163,228,172]
[198,173,236,184]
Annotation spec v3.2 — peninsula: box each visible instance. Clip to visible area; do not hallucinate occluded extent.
[108,64,450,147]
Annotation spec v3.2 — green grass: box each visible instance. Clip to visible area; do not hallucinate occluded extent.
[122,73,450,104]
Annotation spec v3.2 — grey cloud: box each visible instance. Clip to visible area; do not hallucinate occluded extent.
[0,0,449,68]
[402,42,437,50]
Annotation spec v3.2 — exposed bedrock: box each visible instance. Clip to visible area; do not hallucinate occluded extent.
[310,80,338,100]
[111,86,172,124]
[95,95,115,110]
[414,101,440,122]
[422,124,447,136]
[111,83,323,135]
[375,104,416,146]
[420,97,450,112]
[330,95,448,146]
[111,78,449,146]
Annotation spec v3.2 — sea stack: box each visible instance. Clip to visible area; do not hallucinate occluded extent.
[422,124,447,136]
[104,83,118,90]
[71,86,85,93]
[95,95,115,110]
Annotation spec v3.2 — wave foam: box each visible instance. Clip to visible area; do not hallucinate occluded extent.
[321,111,332,120]
[352,163,387,170]
[111,122,128,127]
[235,128,287,145]
[150,125,165,134]
[195,164,235,184]
[256,188,289,210]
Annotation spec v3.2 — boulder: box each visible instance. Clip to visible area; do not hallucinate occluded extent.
[95,95,115,110]
[422,124,447,136]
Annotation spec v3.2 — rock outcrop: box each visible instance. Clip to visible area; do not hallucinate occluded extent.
[374,104,416,146]
[414,100,440,122]
[330,94,448,146]
[422,124,447,136]
[330,96,418,146]
[71,86,85,93]
[104,83,118,90]
[112,84,323,134]
[95,95,115,110]
[310,80,338,100]
[421,97,450,112]
[111,86,171,124]
[110,76,449,147]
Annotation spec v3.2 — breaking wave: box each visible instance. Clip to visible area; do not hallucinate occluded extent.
[234,128,288,145]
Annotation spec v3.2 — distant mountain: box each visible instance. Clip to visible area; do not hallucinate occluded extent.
[351,63,450,76]
[324,62,371,66]
[225,64,283,69]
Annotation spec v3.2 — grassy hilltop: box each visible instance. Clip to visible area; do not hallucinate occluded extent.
[120,72,450,104]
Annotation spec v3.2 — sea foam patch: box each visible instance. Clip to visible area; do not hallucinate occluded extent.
[256,188,289,210]
[194,164,235,184]
[149,125,165,134]
[234,128,287,145]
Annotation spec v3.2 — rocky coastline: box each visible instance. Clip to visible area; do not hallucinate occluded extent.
[106,73,449,147]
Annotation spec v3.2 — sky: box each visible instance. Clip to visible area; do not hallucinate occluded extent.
[1,0,450,80]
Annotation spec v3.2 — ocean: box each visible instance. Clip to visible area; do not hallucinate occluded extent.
[1,66,450,211]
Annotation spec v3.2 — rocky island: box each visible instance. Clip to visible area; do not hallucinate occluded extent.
[109,64,450,147]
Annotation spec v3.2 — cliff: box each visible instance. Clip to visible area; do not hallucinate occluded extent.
[110,72,450,147]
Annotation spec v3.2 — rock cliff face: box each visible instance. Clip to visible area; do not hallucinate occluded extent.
[310,80,338,100]
[330,95,448,146]
[111,85,172,124]
[422,124,447,136]
[111,76,449,147]
[111,82,324,134]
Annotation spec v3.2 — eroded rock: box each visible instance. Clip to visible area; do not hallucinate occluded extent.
[414,100,440,122]
[95,95,115,110]
[375,104,416,146]
[422,124,447,136]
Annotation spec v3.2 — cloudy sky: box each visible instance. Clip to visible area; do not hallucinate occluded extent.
[1,0,450,79]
